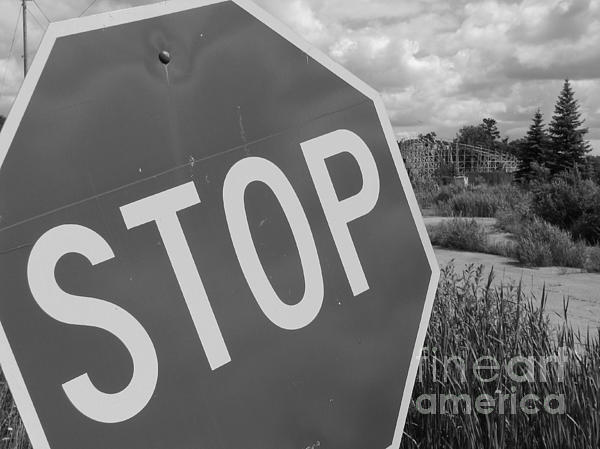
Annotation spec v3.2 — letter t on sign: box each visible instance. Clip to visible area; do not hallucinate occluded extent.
[301,130,380,296]
[120,182,231,371]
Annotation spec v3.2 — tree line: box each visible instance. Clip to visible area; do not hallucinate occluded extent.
[2,80,598,184]
[439,79,597,184]
[515,80,594,183]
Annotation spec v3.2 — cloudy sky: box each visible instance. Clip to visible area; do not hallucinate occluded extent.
[1,0,599,154]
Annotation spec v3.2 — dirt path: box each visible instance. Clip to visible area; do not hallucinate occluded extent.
[424,216,600,334]
[433,247,600,335]
[424,216,512,246]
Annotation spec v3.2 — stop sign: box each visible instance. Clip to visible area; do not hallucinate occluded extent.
[0,1,439,448]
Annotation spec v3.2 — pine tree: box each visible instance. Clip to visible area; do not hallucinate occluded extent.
[548,79,591,172]
[517,109,550,182]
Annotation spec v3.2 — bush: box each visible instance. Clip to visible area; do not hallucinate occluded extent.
[428,219,487,252]
[436,190,503,217]
[496,200,594,271]
[411,176,439,209]
[585,246,600,273]
[515,218,586,268]
[571,212,600,245]
[428,216,589,271]
[432,183,465,204]
[532,170,600,244]
[465,171,514,186]
[495,200,534,235]
[435,184,530,218]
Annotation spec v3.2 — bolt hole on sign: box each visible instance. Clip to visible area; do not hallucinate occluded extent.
[0,1,439,448]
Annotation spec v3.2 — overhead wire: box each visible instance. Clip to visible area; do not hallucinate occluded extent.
[2,0,103,115]
[2,0,117,110]
[27,8,47,31]
[27,12,47,56]
[79,0,99,17]
[0,6,22,99]
[30,0,52,23]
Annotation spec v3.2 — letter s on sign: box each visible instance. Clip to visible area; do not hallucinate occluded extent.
[27,224,158,424]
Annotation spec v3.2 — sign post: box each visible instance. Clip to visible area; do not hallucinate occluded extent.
[0,1,439,448]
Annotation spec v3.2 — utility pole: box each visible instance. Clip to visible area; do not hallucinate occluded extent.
[22,0,28,76]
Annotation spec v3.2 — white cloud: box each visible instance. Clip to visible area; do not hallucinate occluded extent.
[0,0,599,154]
[254,0,600,153]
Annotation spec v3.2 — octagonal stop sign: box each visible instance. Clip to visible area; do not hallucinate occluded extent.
[0,1,439,448]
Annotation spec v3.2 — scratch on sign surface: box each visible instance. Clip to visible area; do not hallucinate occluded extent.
[237,105,249,155]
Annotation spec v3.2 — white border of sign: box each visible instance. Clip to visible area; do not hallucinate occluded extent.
[0,1,440,448]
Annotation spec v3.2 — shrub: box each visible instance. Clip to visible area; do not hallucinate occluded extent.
[436,190,503,217]
[487,239,518,259]
[428,216,589,271]
[571,212,600,245]
[585,246,600,273]
[515,218,586,268]
[428,219,487,252]
[495,200,535,235]
[434,184,466,204]
[496,204,593,270]
[514,232,553,266]
[435,184,530,218]
[532,170,600,244]
[411,177,439,210]
[465,171,514,186]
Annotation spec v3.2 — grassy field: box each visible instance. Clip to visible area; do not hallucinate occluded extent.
[406,173,600,447]
[427,217,600,272]
[0,382,28,449]
[424,179,600,272]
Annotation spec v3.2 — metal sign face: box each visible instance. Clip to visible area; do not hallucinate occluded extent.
[0,1,439,448]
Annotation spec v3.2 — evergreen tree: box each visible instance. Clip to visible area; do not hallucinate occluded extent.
[517,109,550,182]
[548,80,590,172]
[586,155,600,184]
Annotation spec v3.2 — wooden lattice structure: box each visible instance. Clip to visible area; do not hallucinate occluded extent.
[398,139,518,179]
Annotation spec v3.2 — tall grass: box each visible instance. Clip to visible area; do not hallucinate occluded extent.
[1,266,598,449]
[435,185,531,217]
[411,177,440,210]
[401,264,600,449]
[514,218,587,268]
[0,380,29,449]
[586,246,600,273]
[495,206,593,270]
[429,214,593,271]
[428,219,487,252]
